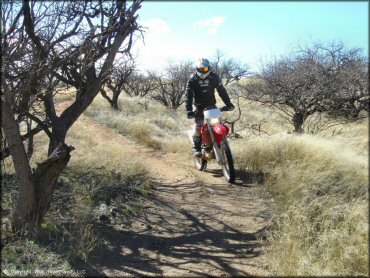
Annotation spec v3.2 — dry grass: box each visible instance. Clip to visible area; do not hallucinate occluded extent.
[3,87,367,276]
[233,132,368,275]
[83,91,368,275]
[66,118,150,177]
[84,95,192,157]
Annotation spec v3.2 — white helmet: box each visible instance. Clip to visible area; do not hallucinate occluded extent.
[196,58,211,79]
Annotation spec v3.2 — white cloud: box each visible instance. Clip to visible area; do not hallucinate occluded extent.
[194,16,226,35]
[141,18,170,36]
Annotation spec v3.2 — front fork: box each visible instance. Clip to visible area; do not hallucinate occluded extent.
[206,121,223,163]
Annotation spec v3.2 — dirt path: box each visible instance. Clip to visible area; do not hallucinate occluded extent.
[69,110,270,276]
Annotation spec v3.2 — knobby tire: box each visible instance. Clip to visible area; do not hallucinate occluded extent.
[221,138,235,183]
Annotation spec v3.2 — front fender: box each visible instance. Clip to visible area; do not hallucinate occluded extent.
[213,124,229,144]
[213,124,229,135]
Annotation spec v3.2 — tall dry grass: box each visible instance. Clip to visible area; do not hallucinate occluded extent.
[84,95,192,157]
[233,131,368,275]
[67,118,150,177]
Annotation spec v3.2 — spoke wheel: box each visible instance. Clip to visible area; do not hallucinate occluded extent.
[220,138,235,183]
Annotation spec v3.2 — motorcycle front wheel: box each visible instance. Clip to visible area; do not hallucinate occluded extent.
[220,138,235,183]
[194,157,207,171]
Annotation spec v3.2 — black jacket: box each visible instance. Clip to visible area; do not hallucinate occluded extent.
[185,71,231,112]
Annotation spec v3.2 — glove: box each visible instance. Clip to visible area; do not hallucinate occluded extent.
[220,103,235,112]
[227,103,235,111]
[187,111,195,119]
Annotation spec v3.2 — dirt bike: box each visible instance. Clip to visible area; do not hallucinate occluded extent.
[187,105,235,183]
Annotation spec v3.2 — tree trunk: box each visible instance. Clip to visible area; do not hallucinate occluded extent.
[101,87,114,109]
[112,91,120,110]
[100,87,120,110]
[32,144,72,229]
[293,112,304,133]
[1,99,36,234]
[2,98,73,234]
[345,101,360,119]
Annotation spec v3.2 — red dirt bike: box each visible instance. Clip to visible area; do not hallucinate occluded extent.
[187,105,235,183]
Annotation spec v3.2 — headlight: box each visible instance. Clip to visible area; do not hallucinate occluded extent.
[210,118,219,125]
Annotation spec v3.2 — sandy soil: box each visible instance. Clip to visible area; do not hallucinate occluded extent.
[64,105,270,276]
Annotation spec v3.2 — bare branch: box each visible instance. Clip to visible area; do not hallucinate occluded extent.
[238,41,368,133]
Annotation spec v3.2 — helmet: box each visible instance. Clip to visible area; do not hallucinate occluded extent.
[196,58,211,79]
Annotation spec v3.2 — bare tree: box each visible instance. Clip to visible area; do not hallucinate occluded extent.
[1,0,142,234]
[239,42,368,133]
[211,49,250,86]
[222,88,244,136]
[123,71,158,98]
[100,56,136,110]
[150,60,193,109]
[221,87,271,139]
[327,54,369,119]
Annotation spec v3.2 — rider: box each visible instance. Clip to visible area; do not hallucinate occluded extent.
[185,58,235,157]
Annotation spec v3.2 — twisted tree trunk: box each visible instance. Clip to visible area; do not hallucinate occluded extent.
[101,88,120,110]
[32,143,73,229]
[293,111,305,133]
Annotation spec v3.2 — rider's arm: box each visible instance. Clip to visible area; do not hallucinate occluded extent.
[185,78,194,112]
[212,73,232,106]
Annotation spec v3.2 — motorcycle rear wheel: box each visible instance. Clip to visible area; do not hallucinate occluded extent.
[195,157,207,171]
[220,138,235,183]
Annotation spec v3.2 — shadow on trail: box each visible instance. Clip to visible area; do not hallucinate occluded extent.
[234,170,268,187]
[204,168,224,179]
[204,167,268,188]
[78,182,266,276]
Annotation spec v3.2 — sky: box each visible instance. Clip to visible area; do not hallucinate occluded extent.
[130,1,369,73]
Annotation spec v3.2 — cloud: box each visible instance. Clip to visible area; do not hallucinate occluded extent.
[141,18,170,36]
[194,16,226,35]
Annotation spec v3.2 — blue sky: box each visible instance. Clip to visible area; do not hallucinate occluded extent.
[131,1,369,73]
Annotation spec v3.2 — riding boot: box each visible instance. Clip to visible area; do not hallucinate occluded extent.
[192,136,202,157]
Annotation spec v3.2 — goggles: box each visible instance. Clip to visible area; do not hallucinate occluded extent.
[197,66,209,73]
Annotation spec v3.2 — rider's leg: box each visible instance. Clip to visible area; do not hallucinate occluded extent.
[192,135,202,156]
[192,110,204,157]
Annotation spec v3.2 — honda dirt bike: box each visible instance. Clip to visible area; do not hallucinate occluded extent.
[187,105,235,183]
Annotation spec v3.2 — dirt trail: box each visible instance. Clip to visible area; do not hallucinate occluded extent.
[69,110,270,276]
